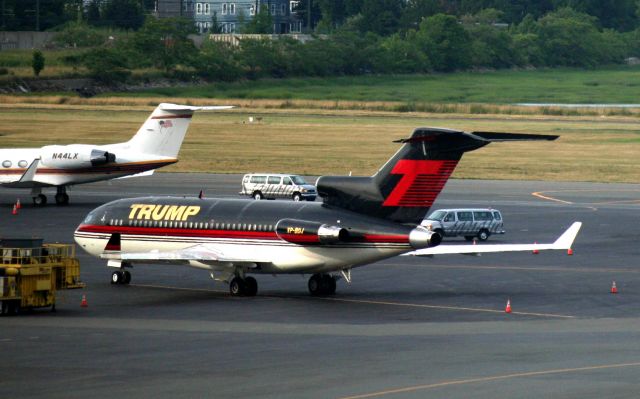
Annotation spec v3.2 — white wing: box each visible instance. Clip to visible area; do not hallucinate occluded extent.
[405,222,582,256]
[112,243,267,264]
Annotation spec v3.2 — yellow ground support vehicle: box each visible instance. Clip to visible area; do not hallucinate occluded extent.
[0,238,84,315]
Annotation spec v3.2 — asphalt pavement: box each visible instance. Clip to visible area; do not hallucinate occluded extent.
[1,174,640,398]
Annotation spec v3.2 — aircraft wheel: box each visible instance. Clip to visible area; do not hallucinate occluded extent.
[111,270,123,284]
[229,277,246,296]
[33,194,47,206]
[322,274,336,295]
[55,193,69,205]
[308,274,323,296]
[244,276,258,297]
[122,271,131,285]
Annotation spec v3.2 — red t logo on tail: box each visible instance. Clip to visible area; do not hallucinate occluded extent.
[382,160,458,207]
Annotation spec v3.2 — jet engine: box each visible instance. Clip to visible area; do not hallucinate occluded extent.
[275,218,349,245]
[408,226,441,249]
[40,145,116,169]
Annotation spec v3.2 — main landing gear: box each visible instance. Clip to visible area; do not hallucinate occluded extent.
[229,276,258,297]
[111,270,131,285]
[308,273,337,296]
[31,186,69,206]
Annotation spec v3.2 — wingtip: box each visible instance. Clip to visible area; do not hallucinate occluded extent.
[554,221,582,248]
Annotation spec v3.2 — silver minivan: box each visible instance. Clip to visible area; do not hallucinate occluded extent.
[240,173,317,201]
[420,208,505,241]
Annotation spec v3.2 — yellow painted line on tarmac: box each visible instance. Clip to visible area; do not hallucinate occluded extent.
[532,191,574,204]
[311,296,575,319]
[338,362,640,399]
[131,284,574,318]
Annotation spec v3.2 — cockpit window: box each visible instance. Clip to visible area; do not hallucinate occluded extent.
[82,207,106,224]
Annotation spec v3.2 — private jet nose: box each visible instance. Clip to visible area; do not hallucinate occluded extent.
[409,226,441,249]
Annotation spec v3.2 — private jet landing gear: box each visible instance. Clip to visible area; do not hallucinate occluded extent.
[55,186,69,205]
[111,270,131,285]
[229,276,258,297]
[30,186,70,206]
[308,273,337,296]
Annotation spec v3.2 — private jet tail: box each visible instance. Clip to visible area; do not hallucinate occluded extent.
[317,128,558,224]
[122,103,233,158]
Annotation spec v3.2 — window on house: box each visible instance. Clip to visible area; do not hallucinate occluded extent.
[229,23,235,33]
[290,1,299,13]
[204,3,209,14]
[249,5,255,15]
[196,3,202,14]
[222,3,227,15]
[281,4,285,15]
[230,3,235,14]
[270,4,276,15]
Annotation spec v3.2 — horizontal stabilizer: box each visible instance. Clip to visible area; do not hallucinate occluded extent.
[158,103,234,112]
[405,222,581,256]
[470,132,559,142]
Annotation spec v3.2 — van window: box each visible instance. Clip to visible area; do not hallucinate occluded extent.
[457,211,473,222]
[493,211,502,221]
[444,212,455,222]
[268,176,281,184]
[428,210,447,221]
[473,211,493,221]
[291,175,307,185]
[250,176,266,184]
[243,175,250,183]
[282,177,292,185]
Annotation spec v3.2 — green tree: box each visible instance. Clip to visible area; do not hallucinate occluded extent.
[32,50,45,77]
[243,4,273,34]
[80,47,131,83]
[131,17,197,73]
[416,13,472,71]
[193,40,241,81]
[102,0,145,30]
[357,0,403,36]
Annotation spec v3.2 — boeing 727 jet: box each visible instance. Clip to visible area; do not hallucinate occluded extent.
[75,128,581,296]
[0,103,230,205]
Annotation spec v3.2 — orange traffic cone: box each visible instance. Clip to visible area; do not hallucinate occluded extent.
[80,294,88,307]
[567,248,573,255]
[473,238,477,245]
[532,242,539,255]
[611,281,618,294]
[11,204,17,215]
[16,199,21,209]
[505,299,512,313]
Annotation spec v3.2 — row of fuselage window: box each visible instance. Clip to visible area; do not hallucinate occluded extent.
[108,219,275,232]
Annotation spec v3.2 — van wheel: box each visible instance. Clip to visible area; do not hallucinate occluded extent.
[292,193,301,202]
[252,192,262,200]
[478,229,490,241]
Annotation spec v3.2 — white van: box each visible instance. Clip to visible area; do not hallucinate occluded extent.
[240,173,317,201]
[420,208,505,241]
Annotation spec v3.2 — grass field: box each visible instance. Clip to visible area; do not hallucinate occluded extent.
[115,66,640,105]
[0,101,638,183]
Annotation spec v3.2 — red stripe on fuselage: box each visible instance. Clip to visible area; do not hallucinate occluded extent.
[77,224,410,244]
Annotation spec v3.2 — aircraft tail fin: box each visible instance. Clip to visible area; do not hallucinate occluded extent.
[317,128,557,224]
[124,103,232,158]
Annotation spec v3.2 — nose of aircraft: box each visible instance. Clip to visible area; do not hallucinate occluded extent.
[409,226,441,249]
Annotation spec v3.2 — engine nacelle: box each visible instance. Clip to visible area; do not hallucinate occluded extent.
[409,226,442,249]
[276,218,349,245]
[40,145,116,169]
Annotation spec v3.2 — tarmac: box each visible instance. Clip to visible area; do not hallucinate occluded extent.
[1,174,640,398]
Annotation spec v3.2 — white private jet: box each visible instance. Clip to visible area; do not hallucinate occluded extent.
[0,103,231,205]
